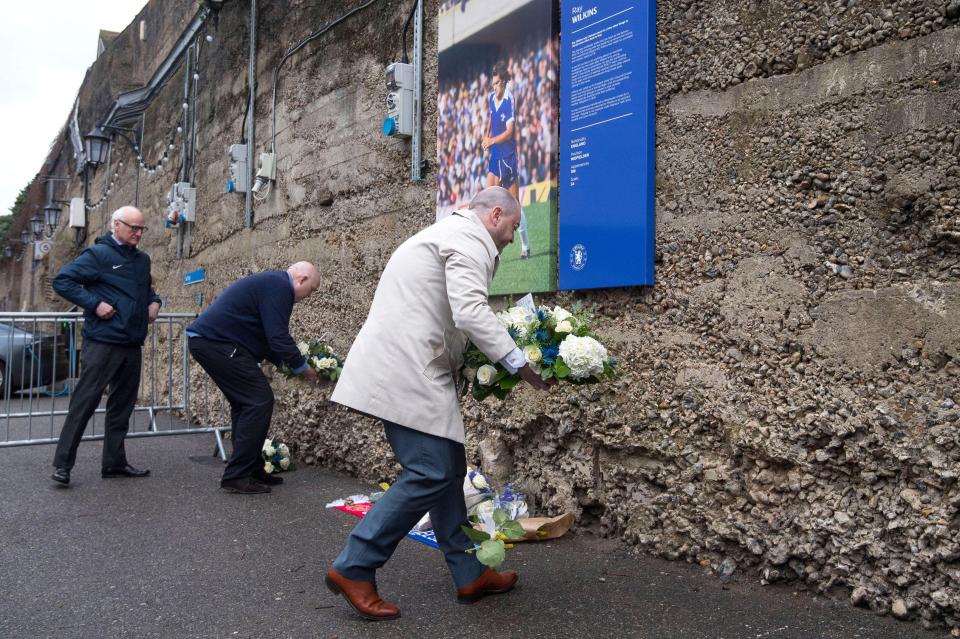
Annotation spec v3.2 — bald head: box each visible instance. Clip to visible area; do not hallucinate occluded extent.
[287,261,321,302]
[111,206,146,247]
[468,186,522,254]
[468,186,520,219]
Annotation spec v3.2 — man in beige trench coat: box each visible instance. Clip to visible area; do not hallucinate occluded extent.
[325,186,552,620]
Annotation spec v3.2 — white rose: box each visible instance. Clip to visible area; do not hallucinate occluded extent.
[297,342,309,356]
[552,306,573,323]
[263,444,276,457]
[264,461,275,474]
[278,443,290,456]
[510,307,534,329]
[555,320,573,333]
[317,357,338,370]
[497,307,534,339]
[463,367,477,382]
[279,458,290,470]
[476,364,497,386]
[523,345,542,363]
[558,335,608,380]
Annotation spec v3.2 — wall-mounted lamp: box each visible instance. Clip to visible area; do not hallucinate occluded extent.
[31,214,45,239]
[43,202,62,236]
[3,245,12,259]
[83,127,111,168]
[20,230,31,245]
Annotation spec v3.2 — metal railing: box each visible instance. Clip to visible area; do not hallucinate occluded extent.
[0,311,232,459]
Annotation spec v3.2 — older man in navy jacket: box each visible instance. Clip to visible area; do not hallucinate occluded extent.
[51,206,161,486]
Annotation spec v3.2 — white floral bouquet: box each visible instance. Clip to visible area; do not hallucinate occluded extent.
[462,303,616,400]
[279,339,343,381]
[262,438,293,474]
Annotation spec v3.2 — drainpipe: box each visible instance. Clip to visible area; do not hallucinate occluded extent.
[412,0,423,181]
[178,45,192,260]
[244,0,257,229]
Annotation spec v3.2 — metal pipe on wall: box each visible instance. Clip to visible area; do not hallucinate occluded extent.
[181,45,192,184]
[136,114,145,207]
[101,143,112,229]
[244,0,257,229]
[412,0,423,181]
[177,45,192,260]
[190,42,200,185]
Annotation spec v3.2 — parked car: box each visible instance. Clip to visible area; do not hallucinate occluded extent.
[0,322,73,393]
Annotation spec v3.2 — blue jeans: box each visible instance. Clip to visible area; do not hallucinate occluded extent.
[333,421,484,588]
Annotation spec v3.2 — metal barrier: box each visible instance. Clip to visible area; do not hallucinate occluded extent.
[0,312,232,459]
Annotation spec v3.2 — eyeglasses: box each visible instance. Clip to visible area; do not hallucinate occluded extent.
[117,219,148,233]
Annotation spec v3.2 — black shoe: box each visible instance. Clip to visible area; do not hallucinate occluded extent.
[51,468,70,485]
[253,469,284,485]
[220,477,271,494]
[101,464,150,478]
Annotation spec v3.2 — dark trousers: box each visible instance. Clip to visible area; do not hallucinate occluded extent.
[333,421,484,588]
[52,341,142,471]
[188,337,274,482]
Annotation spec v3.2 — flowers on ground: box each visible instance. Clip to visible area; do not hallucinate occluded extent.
[279,339,344,381]
[462,303,615,400]
[262,438,292,474]
[462,482,530,568]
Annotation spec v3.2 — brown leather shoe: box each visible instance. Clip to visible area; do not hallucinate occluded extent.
[325,566,401,620]
[456,567,519,603]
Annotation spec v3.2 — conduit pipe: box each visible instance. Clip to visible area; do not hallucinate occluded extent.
[244,0,256,228]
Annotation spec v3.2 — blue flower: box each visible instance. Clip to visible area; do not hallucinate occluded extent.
[534,329,549,342]
[541,344,559,365]
[507,326,519,340]
[536,309,547,322]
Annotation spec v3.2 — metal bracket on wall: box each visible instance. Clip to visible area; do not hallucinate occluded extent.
[411,0,423,182]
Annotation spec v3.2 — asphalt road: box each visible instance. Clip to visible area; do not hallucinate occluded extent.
[0,434,935,639]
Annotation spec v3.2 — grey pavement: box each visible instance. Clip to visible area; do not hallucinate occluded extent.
[0,433,934,639]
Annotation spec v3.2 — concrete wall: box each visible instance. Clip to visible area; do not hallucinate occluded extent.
[3,0,960,630]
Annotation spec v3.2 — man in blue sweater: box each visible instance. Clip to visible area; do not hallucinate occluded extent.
[186,262,321,494]
[51,206,162,486]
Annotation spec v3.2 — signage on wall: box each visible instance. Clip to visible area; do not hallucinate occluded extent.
[558,1,656,289]
[183,269,206,286]
[436,0,655,293]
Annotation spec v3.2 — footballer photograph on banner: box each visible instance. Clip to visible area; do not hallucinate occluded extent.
[437,0,560,295]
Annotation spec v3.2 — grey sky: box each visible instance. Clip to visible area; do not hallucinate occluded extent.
[0,0,147,216]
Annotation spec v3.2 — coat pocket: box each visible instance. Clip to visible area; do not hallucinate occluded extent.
[421,331,458,381]
[422,351,451,380]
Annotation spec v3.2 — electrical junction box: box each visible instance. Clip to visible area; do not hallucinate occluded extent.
[383,62,414,138]
[227,144,248,193]
[69,198,85,228]
[256,152,276,181]
[165,182,196,227]
[251,152,276,193]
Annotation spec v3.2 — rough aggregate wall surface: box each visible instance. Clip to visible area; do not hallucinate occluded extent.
[276,2,960,631]
[5,0,960,632]
[274,2,959,632]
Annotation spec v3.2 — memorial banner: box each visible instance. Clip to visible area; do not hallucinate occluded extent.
[437,0,560,295]
[559,1,656,289]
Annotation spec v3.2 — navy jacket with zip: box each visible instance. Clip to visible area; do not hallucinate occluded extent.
[186,271,306,370]
[53,233,162,346]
